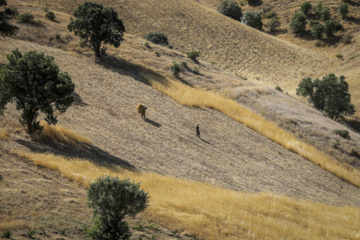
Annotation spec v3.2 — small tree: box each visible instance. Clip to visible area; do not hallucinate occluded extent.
[68,2,125,57]
[171,61,181,77]
[0,0,18,35]
[241,12,263,30]
[290,13,307,35]
[296,74,355,120]
[300,2,312,16]
[0,49,74,133]
[45,11,55,21]
[338,3,349,19]
[311,23,324,39]
[217,0,242,21]
[324,20,342,38]
[320,7,330,21]
[87,176,149,240]
[186,51,200,61]
[314,3,323,19]
[265,17,280,32]
[144,33,169,46]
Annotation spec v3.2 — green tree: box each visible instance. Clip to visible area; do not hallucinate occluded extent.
[338,3,349,19]
[265,17,280,32]
[320,7,330,20]
[290,13,307,35]
[324,20,342,38]
[68,2,125,57]
[0,0,18,35]
[87,176,149,240]
[218,0,242,21]
[300,2,312,16]
[311,23,324,39]
[0,49,74,133]
[296,74,355,120]
[241,11,263,30]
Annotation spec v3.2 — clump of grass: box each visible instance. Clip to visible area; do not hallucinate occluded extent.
[45,11,55,21]
[332,139,340,149]
[27,228,36,238]
[34,121,91,145]
[350,149,359,158]
[336,54,343,60]
[171,61,180,77]
[275,86,283,92]
[133,223,144,231]
[18,152,360,240]
[17,12,34,23]
[2,230,12,239]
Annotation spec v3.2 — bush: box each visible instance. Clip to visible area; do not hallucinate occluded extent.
[265,12,277,19]
[320,7,330,21]
[2,230,12,239]
[45,11,55,21]
[350,149,359,157]
[54,32,60,40]
[186,51,200,61]
[332,139,340,149]
[300,2,312,16]
[171,61,181,77]
[275,86,283,92]
[290,13,306,35]
[324,20,341,38]
[0,1,18,35]
[241,12,263,30]
[314,3,323,19]
[311,23,324,39]
[336,53,343,59]
[338,3,349,19]
[144,33,169,46]
[17,12,34,23]
[87,176,149,240]
[341,33,353,44]
[217,0,242,21]
[265,18,280,32]
[333,129,350,139]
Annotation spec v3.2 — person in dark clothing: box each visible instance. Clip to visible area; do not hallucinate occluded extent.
[196,124,200,138]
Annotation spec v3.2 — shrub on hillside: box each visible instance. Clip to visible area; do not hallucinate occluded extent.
[265,17,280,32]
[0,1,18,35]
[311,23,324,39]
[314,3,323,19]
[144,32,169,46]
[320,7,330,21]
[300,2,312,16]
[338,3,349,19]
[17,12,34,23]
[241,12,263,30]
[45,11,55,21]
[324,20,342,38]
[171,61,181,77]
[333,129,350,139]
[217,0,242,21]
[290,13,306,35]
[265,12,277,19]
[186,51,200,61]
[87,176,149,240]
[296,74,355,120]
[341,33,353,44]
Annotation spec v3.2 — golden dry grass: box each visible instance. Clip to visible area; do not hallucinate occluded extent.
[0,219,28,231]
[17,151,360,240]
[0,125,8,140]
[146,76,360,188]
[35,121,91,145]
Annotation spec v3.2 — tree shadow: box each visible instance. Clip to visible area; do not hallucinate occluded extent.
[72,92,88,106]
[248,0,263,6]
[16,139,136,171]
[343,118,360,133]
[144,118,161,128]
[346,16,360,25]
[200,138,216,148]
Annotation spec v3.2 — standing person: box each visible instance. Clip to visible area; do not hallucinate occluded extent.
[196,124,200,138]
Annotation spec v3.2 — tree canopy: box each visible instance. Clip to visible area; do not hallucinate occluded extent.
[0,49,74,133]
[68,2,125,57]
[218,0,242,21]
[296,73,355,120]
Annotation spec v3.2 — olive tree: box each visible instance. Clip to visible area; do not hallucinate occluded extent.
[241,11,263,30]
[218,0,242,21]
[296,74,355,120]
[87,176,149,240]
[338,3,349,19]
[0,49,74,133]
[68,2,125,57]
[290,13,307,35]
[0,0,18,35]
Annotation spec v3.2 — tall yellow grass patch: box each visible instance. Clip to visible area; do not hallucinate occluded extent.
[18,152,360,240]
[37,121,91,145]
[148,78,360,188]
[0,125,8,140]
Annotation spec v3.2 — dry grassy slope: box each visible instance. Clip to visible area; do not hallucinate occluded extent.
[23,0,333,89]
[1,37,360,208]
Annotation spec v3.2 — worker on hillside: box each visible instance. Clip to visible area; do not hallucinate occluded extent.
[196,124,200,138]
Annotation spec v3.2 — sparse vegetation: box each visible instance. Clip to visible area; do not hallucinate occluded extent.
[336,53,343,59]
[296,74,355,120]
[59,228,66,236]
[54,32,60,40]
[0,49,75,133]
[27,228,36,238]
[17,12,34,24]
[350,149,359,157]
[333,129,350,139]
[144,33,169,46]
[0,125,8,140]
[45,11,55,21]
[241,11,263,30]
[171,61,180,77]
[332,139,340,149]
[275,86,283,92]
[265,17,280,32]
[68,2,125,57]
[133,223,144,231]
[311,23,324,39]
[0,0,18,35]
[323,20,342,38]
[217,0,242,21]
[341,33,353,44]
[87,176,149,240]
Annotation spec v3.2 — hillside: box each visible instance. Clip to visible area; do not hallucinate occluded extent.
[1,0,360,239]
